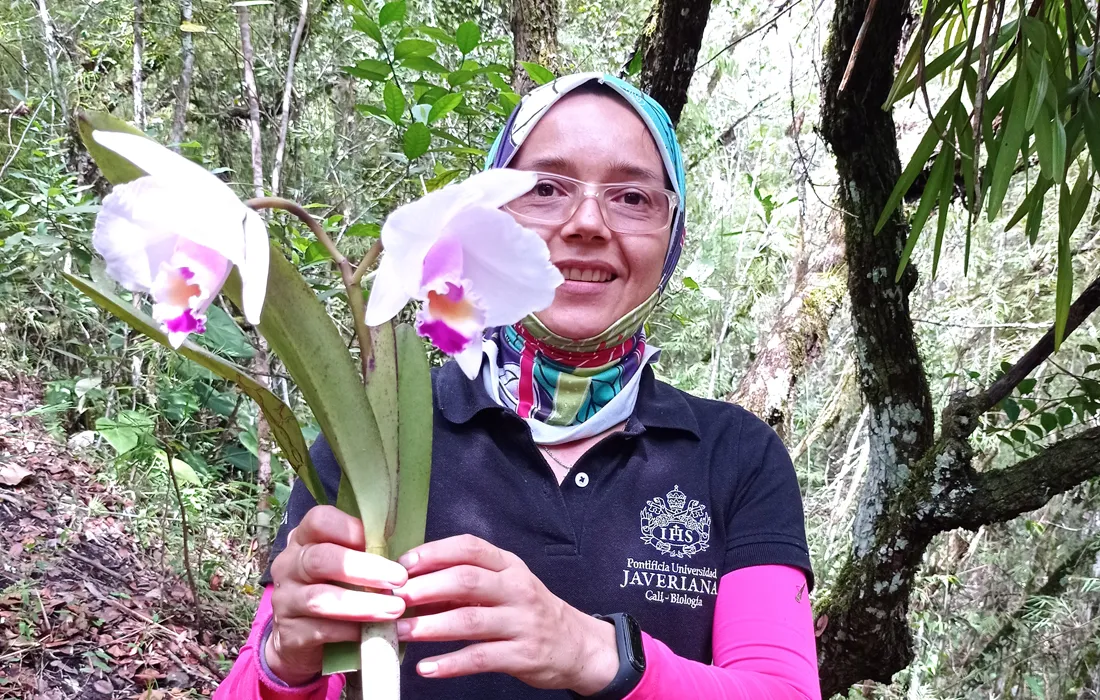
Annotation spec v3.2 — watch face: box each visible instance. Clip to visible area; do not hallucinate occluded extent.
[624,614,646,673]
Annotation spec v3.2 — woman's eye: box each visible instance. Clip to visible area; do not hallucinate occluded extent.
[535,182,561,197]
[618,189,650,206]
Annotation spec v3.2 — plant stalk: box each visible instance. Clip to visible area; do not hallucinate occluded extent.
[246,197,375,383]
[361,544,400,698]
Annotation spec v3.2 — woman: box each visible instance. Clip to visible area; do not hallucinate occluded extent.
[217,73,820,700]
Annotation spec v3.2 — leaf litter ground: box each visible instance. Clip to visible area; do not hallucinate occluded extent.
[0,378,248,699]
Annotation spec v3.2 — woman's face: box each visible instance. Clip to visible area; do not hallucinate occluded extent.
[508,92,671,340]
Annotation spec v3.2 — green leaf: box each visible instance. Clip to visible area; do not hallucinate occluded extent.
[1039,411,1059,432]
[345,58,391,81]
[403,122,431,159]
[1057,405,1074,426]
[65,273,327,505]
[387,323,433,560]
[384,80,406,124]
[425,168,461,191]
[378,0,406,26]
[875,96,956,234]
[897,144,951,281]
[427,92,463,123]
[223,249,390,534]
[352,13,384,45]
[455,21,481,54]
[931,142,955,278]
[1018,378,1038,394]
[1002,397,1021,423]
[196,303,254,360]
[416,25,456,45]
[446,70,475,87]
[987,67,1031,219]
[394,39,436,60]
[519,61,555,86]
[96,411,154,455]
[499,91,521,112]
[400,55,448,73]
[1025,56,1049,130]
[346,222,381,238]
[77,112,148,185]
[485,70,511,91]
[627,50,644,76]
[366,323,400,537]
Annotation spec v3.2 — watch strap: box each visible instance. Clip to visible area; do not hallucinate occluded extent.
[573,612,646,700]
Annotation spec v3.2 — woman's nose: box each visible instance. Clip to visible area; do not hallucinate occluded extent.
[559,196,612,242]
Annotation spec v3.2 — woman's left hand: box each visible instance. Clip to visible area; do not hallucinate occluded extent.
[394,534,619,694]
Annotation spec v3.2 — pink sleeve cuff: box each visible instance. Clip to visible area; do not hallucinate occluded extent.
[624,565,820,700]
[213,586,345,700]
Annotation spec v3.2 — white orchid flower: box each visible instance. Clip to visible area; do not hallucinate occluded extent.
[365,169,563,379]
[91,130,269,348]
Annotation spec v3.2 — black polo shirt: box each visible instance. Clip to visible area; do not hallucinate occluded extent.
[263,360,812,699]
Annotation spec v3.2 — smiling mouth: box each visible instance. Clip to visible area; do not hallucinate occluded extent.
[558,267,616,283]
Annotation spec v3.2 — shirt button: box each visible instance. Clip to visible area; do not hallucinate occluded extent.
[574,472,590,488]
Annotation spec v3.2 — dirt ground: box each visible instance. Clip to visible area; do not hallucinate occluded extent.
[0,378,242,699]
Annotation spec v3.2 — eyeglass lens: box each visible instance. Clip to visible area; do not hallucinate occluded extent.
[507,175,672,232]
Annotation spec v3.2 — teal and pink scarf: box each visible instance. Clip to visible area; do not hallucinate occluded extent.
[481,73,687,443]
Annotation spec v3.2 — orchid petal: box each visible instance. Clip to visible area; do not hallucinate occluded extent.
[92,130,231,195]
[364,254,413,326]
[240,208,270,324]
[452,339,484,380]
[449,207,563,326]
[94,178,185,292]
[456,169,538,210]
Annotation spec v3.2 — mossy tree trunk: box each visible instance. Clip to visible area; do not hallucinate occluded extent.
[632,0,713,125]
[510,0,558,95]
[815,0,1100,695]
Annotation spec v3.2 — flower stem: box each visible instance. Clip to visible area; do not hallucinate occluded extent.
[352,239,383,286]
[246,196,374,384]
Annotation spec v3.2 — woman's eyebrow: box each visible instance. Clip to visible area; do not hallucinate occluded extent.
[523,157,665,184]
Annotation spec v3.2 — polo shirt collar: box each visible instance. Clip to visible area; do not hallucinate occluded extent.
[435,361,701,439]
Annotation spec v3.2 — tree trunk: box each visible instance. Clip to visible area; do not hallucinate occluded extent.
[510,0,558,94]
[132,0,145,129]
[731,215,846,437]
[169,0,196,148]
[632,0,713,125]
[33,0,67,123]
[271,0,310,197]
[237,5,265,198]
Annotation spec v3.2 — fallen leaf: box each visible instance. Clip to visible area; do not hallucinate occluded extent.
[0,463,32,486]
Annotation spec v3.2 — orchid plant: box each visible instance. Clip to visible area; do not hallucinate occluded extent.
[70,112,561,698]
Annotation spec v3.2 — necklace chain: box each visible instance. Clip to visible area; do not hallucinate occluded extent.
[541,446,573,471]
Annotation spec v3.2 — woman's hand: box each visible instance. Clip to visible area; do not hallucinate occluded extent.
[265,506,409,686]
[394,534,619,695]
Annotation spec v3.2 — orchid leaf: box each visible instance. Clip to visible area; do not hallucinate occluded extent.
[77,112,148,185]
[387,323,433,561]
[368,322,401,538]
[224,251,392,543]
[63,273,327,505]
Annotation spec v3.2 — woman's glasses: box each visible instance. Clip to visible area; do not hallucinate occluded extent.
[503,171,678,234]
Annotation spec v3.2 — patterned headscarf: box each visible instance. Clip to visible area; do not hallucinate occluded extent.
[481,73,687,443]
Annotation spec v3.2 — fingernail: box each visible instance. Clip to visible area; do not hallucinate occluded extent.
[396,620,411,637]
[398,551,419,569]
[418,661,437,676]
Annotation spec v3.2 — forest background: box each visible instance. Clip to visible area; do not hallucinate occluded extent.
[1,0,1099,697]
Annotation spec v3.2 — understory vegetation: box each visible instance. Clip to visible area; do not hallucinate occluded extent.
[1,0,1098,697]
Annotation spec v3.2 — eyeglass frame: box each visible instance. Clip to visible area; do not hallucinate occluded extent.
[502,170,680,235]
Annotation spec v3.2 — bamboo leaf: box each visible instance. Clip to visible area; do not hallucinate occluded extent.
[897,144,951,281]
[875,96,956,235]
[931,144,956,277]
[64,273,327,505]
[1025,55,1049,130]
[1024,179,1046,244]
[1034,106,1056,180]
[988,67,1031,219]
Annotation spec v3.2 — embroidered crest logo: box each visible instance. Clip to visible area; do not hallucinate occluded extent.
[639,485,711,559]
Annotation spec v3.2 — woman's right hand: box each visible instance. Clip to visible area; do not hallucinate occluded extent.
[265,506,409,686]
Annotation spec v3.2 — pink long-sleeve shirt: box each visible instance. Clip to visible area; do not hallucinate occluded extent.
[214,564,820,700]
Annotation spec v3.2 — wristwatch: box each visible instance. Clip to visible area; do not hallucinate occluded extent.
[578,612,646,700]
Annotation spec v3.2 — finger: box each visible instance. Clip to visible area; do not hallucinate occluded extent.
[281,583,406,622]
[415,641,517,679]
[291,506,366,549]
[395,565,510,608]
[396,606,517,643]
[399,534,511,576]
[294,541,407,588]
[273,616,362,652]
